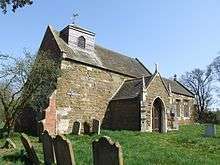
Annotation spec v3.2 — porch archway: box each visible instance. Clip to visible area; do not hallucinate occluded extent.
[152,97,166,133]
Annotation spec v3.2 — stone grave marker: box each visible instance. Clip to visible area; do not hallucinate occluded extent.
[84,122,90,134]
[92,119,101,135]
[92,136,123,165]
[42,130,55,165]
[53,135,75,165]
[20,133,40,165]
[72,121,81,135]
[204,124,216,137]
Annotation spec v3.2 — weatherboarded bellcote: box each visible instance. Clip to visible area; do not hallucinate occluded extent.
[60,24,96,54]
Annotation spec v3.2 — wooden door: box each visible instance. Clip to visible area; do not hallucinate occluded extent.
[152,103,162,132]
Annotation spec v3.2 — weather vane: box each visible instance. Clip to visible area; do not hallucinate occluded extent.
[71,13,79,24]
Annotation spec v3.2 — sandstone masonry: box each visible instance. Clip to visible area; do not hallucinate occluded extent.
[18,24,196,135]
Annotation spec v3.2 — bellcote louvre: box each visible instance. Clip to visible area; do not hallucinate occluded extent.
[60,24,96,53]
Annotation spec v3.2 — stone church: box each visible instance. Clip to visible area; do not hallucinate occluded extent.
[19,24,195,135]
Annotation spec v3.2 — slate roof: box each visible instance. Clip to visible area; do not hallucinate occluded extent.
[112,76,152,100]
[47,26,194,99]
[49,26,151,78]
[162,78,194,97]
[112,76,194,100]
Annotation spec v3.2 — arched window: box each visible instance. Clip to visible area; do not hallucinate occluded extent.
[77,36,86,49]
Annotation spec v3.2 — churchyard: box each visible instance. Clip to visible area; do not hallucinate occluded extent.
[0,124,219,165]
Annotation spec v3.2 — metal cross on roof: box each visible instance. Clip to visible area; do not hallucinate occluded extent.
[71,13,79,24]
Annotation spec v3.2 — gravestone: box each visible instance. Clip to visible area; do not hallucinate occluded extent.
[204,124,216,137]
[72,121,81,135]
[92,136,123,165]
[20,133,40,165]
[42,130,55,165]
[53,135,75,165]
[92,119,101,135]
[84,122,90,134]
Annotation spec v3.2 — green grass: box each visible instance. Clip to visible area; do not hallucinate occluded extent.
[0,124,219,165]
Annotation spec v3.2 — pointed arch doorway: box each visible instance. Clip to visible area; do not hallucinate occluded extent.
[152,97,165,133]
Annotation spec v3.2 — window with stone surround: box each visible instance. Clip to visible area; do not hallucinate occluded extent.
[183,100,190,117]
[175,99,181,117]
[77,36,86,49]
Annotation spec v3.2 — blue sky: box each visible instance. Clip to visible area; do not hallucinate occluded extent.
[1,0,220,79]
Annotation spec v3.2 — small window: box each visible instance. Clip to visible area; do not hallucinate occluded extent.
[176,99,181,117]
[77,36,86,49]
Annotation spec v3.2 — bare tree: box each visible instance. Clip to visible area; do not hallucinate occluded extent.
[0,0,33,14]
[180,67,213,121]
[210,55,220,101]
[211,56,220,81]
[0,50,59,137]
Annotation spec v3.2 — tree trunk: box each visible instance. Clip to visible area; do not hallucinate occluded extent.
[2,117,14,137]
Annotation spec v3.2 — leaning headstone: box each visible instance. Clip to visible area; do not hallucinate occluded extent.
[20,133,40,165]
[204,124,216,137]
[84,122,90,134]
[53,135,75,165]
[72,121,81,135]
[42,130,55,165]
[92,136,123,165]
[92,119,101,135]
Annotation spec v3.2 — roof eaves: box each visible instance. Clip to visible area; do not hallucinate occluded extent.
[63,57,137,78]
[172,91,195,98]
[111,95,139,101]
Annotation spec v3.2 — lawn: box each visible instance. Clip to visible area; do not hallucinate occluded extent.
[0,124,219,165]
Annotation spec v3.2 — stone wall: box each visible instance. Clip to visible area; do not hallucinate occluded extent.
[141,73,195,132]
[106,98,141,131]
[16,26,62,135]
[171,93,195,125]
[55,60,130,134]
[144,74,171,132]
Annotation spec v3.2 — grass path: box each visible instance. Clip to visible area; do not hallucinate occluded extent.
[0,124,219,165]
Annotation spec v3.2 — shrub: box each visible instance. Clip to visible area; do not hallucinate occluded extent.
[200,111,217,124]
